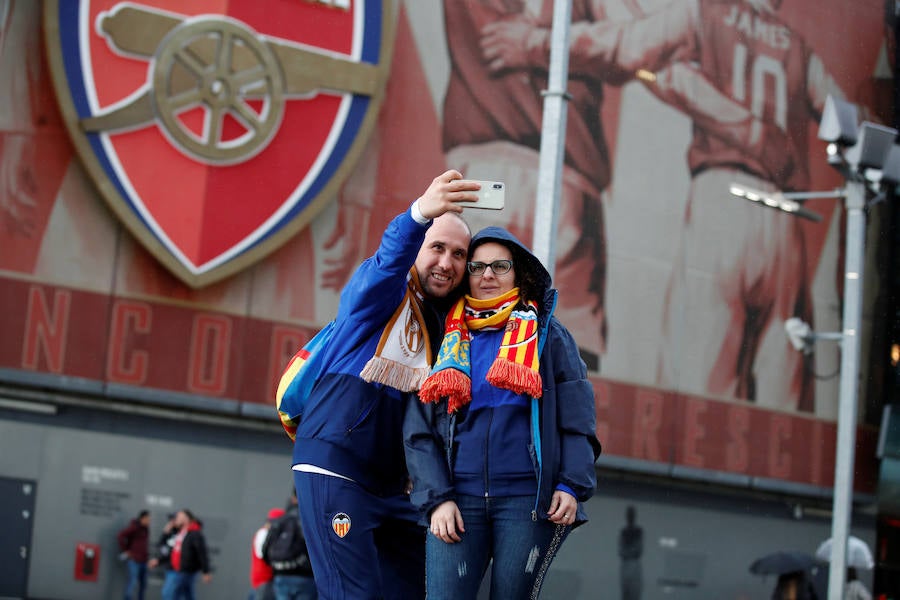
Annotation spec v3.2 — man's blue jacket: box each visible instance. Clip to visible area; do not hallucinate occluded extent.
[293,209,437,497]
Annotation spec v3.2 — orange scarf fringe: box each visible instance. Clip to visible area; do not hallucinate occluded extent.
[419,288,542,413]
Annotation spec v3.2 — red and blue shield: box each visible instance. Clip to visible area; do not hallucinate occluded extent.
[43,0,394,287]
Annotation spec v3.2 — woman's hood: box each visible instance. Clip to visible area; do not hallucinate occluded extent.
[469,226,552,292]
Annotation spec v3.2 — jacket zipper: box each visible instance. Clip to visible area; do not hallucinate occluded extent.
[531,289,556,520]
[446,413,456,468]
[531,395,541,521]
[483,407,494,498]
[346,399,376,433]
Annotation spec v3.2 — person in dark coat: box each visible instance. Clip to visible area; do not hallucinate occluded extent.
[619,505,643,600]
[405,226,602,599]
[148,513,178,585]
[267,490,316,600]
[117,509,150,600]
[161,509,211,600]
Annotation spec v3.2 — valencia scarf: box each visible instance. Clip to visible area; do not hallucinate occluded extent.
[418,287,542,413]
[359,266,433,391]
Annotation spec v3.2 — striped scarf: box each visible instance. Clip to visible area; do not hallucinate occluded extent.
[418,288,542,413]
[359,267,432,391]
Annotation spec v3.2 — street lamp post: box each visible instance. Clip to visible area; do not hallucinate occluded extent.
[730,178,863,598]
[828,178,867,600]
[733,97,899,599]
[822,114,899,598]
[532,0,572,276]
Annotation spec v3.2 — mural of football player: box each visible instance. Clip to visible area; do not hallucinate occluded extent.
[440,0,652,369]
[318,5,448,303]
[0,0,72,276]
[0,0,38,238]
[521,0,848,410]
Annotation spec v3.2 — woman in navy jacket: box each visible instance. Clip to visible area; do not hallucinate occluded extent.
[404,226,601,599]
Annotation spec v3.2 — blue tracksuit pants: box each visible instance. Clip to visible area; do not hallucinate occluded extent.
[293,470,425,600]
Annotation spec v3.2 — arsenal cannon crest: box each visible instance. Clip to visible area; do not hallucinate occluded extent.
[44,0,394,287]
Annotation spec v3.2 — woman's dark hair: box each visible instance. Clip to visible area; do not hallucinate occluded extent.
[509,244,547,304]
[772,571,818,600]
[468,231,550,305]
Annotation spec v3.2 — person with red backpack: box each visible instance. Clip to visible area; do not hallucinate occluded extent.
[250,508,284,600]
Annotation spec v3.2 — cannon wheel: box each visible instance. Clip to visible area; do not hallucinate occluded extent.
[151,18,285,164]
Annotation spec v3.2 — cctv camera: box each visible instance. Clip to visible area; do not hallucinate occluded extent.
[784,317,813,354]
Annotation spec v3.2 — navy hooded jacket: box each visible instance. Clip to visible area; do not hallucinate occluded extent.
[292,208,446,497]
[403,227,602,525]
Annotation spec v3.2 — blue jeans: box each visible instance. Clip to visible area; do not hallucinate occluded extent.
[161,571,197,600]
[273,574,317,600]
[253,581,276,600]
[425,495,569,600]
[124,559,147,600]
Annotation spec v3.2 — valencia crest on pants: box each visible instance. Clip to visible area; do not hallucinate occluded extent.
[332,512,351,538]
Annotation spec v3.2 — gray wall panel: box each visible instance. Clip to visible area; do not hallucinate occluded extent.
[0,409,877,600]
[543,479,875,599]
[0,418,46,478]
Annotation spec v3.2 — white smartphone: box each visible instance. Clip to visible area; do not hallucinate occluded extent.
[458,180,505,210]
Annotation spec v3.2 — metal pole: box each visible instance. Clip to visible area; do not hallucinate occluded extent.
[827,179,867,600]
[532,0,573,277]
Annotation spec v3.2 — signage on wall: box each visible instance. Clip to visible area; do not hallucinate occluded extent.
[43,0,395,287]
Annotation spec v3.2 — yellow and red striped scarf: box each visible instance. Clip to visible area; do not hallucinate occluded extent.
[418,288,542,413]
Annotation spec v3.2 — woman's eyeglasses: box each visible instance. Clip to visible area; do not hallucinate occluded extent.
[467,259,513,276]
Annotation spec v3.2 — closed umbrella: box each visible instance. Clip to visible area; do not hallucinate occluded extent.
[815,535,874,570]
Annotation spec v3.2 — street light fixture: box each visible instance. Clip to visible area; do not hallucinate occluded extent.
[732,95,897,600]
[818,94,860,147]
[811,96,896,600]
[728,184,829,222]
[844,121,896,173]
[881,145,900,188]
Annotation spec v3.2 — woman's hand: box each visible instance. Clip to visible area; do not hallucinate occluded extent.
[430,500,465,544]
[547,489,577,526]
